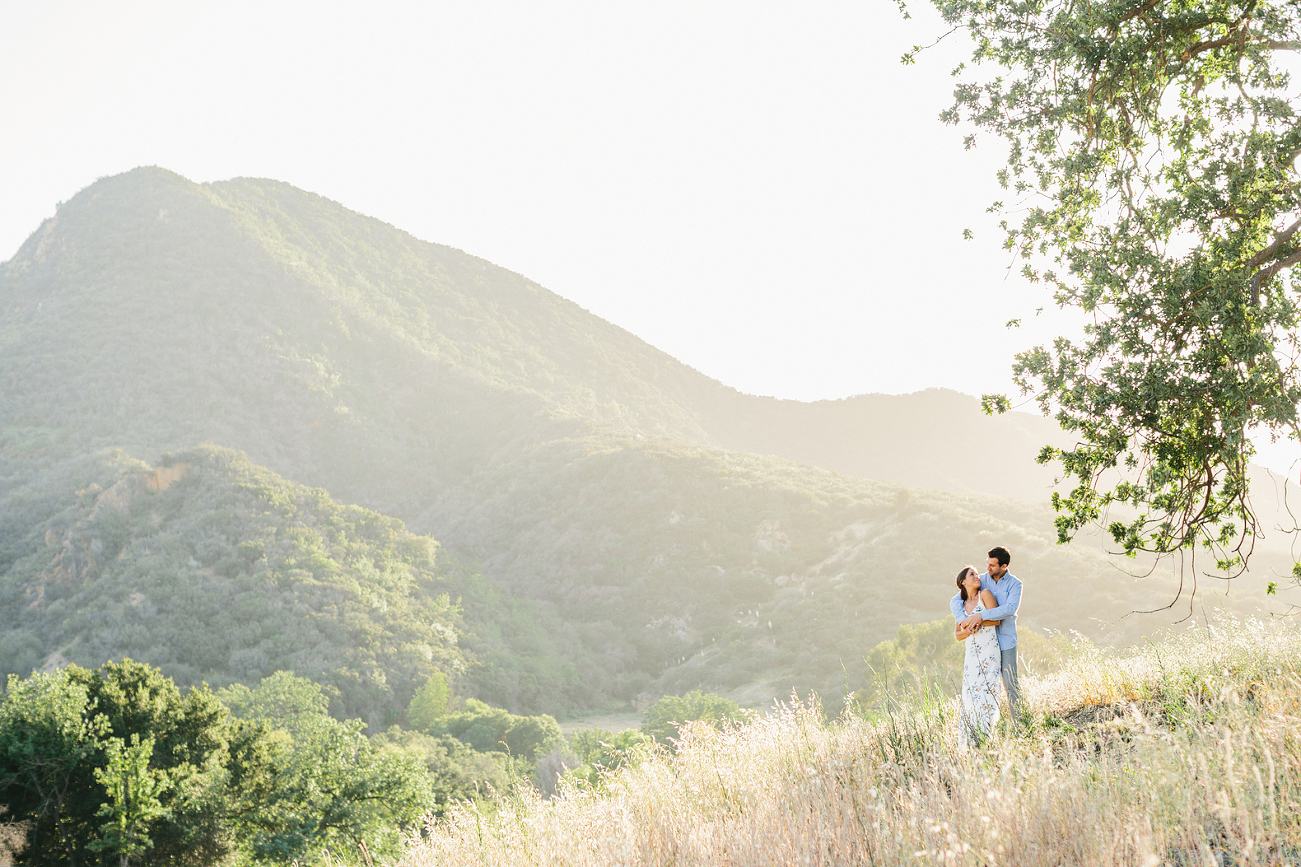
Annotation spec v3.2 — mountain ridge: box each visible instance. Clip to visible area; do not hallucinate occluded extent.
[2,168,1076,504]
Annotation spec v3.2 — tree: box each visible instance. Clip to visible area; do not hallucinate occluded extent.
[0,671,107,867]
[640,691,745,746]
[87,735,170,867]
[915,0,1301,590]
[0,661,239,867]
[406,672,452,733]
[221,672,435,864]
[217,670,332,731]
[431,699,562,762]
[0,662,439,867]
[565,727,651,789]
[369,727,516,817]
[70,660,234,866]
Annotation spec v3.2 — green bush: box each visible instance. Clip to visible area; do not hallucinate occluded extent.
[433,698,563,762]
[371,727,516,816]
[408,671,453,733]
[565,726,652,788]
[219,671,436,864]
[641,690,745,745]
[0,660,242,867]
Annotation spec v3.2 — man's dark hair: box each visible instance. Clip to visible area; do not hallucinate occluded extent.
[988,546,1011,567]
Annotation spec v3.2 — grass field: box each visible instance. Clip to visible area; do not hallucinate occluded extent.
[398,615,1301,866]
[557,712,644,736]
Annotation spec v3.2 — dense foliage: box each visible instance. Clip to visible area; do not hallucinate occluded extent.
[369,727,517,818]
[0,660,243,866]
[0,446,463,724]
[0,661,547,866]
[421,699,562,763]
[563,728,652,790]
[924,0,1301,581]
[639,690,745,745]
[218,673,435,863]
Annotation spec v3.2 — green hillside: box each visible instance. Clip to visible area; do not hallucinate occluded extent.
[422,430,1290,708]
[1,168,1289,720]
[0,445,463,724]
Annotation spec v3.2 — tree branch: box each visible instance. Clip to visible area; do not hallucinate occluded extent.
[1251,246,1301,303]
[1116,0,1163,27]
[1247,216,1301,269]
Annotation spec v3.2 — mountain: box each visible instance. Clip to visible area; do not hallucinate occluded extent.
[0,168,1072,507]
[1,168,1287,715]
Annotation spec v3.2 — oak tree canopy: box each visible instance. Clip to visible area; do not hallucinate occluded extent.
[915,0,1301,585]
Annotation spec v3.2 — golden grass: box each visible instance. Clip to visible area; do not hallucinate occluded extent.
[399,617,1301,866]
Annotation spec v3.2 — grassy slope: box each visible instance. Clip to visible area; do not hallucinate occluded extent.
[403,616,1301,866]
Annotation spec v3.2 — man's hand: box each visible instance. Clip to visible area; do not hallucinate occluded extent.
[960,613,982,632]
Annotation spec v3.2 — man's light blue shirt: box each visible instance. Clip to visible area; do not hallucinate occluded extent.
[949,571,1021,651]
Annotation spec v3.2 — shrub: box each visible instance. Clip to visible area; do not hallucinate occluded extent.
[640,690,745,745]
[433,699,563,762]
[408,671,453,733]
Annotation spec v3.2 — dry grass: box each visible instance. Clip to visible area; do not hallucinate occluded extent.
[399,617,1301,867]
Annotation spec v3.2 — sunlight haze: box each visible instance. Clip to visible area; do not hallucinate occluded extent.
[4,1,1061,400]
[5,1,1295,475]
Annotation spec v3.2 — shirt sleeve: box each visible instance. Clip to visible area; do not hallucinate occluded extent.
[980,579,1021,622]
[949,593,965,621]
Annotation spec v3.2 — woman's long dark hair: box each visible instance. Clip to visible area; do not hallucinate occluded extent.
[955,565,977,601]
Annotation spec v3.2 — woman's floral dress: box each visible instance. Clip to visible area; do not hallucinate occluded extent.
[959,599,1001,745]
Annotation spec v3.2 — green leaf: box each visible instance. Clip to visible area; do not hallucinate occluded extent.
[980,394,1011,415]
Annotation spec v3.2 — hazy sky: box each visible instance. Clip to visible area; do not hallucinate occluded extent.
[6,1,1295,472]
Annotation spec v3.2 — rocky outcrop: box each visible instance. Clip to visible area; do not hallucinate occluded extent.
[26,463,191,608]
[92,462,190,518]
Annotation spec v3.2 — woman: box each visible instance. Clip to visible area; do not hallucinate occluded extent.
[954,565,1000,745]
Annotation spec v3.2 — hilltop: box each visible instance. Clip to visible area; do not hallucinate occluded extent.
[1,168,1291,715]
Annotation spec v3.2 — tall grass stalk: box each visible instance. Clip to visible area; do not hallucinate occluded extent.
[401,617,1301,866]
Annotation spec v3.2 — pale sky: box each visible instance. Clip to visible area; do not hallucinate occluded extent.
[3,1,1295,472]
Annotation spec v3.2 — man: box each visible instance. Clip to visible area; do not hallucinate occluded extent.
[951,545,1022,715]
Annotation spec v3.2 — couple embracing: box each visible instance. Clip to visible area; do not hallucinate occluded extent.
[949,546,1022,745]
